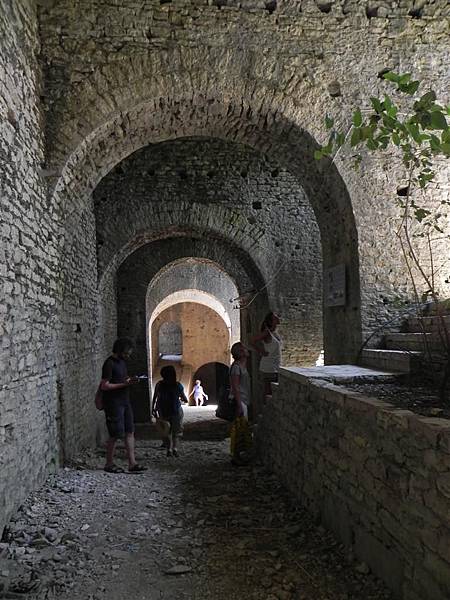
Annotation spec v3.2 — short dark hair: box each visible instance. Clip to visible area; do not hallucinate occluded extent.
[160,365,177,384]
[231,342,243,360]
[112,337,134,354]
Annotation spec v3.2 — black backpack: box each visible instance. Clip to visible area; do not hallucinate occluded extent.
[215,365,239,422]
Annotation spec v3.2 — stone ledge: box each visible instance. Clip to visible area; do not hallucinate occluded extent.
[280,364,401,385]
[279,366,450,439]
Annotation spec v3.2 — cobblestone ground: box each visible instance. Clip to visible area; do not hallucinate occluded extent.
[0,410,393,600]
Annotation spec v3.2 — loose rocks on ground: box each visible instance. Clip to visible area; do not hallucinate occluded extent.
[0,439,392,600]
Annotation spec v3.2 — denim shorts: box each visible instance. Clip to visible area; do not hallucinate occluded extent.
[104,398,134,438]
[168,408,184,436]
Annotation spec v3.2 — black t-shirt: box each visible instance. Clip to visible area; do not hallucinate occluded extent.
[155,381,183,419]
[102,356,129,403]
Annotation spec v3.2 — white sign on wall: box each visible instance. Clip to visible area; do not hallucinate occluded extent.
[324,264,346,307]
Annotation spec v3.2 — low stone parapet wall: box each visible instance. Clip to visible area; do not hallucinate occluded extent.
[258,367,450,600]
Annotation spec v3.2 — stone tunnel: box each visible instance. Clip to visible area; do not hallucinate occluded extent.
[1,0,450,598]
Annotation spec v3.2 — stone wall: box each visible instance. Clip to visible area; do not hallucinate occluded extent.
[0,1,59,533]
[259,369,450,600]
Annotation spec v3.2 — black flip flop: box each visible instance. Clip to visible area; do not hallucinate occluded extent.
[128,464,147,473]
[104,464,125,473]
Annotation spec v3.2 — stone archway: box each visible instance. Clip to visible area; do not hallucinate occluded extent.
[55,104,361,365]
[46,79,360,457]
[116,253,248,422]
[150,302,231,409]
[51,93,361,381]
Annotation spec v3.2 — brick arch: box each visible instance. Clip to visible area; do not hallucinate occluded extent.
[151,290,233,332]
[45,46,303,171]
[115,237,268,326]
[54,86,360,361]
[114,237,269,360]
[97,202,269,286]
[147,259,239,338]
[147,259,239,339]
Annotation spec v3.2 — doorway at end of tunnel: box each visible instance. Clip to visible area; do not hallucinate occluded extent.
[192,362,229,406]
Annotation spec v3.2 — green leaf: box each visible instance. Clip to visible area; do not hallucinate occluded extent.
[384,94,393,110]
[392,132,400,146]
[325,115,334,129]
[420,112,432,128]
[398,73,412,84]
[370,97,383,114]
[441,142,450,156]
[405,80,420,95]
[378,136,389,149]
[366,138,378,150]
[406,123,422,144]
[382,72,399,83]
[336,132,346,147]
[387,105,398,118]
[314,150,323,160]
[350,128,361,147]
[420,91,437,106]
[382,114,397,130]
[429,134,441,152]
[414,208,431,222]
[352,108,363,128]
[430,111,448,130]
[322,143,333,156]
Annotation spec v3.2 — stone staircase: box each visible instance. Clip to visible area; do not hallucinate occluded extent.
[360,310,450,375]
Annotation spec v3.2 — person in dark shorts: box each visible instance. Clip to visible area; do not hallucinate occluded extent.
[151,365,187,457]
[101,338,147,473]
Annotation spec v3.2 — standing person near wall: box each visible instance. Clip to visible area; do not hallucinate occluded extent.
[101,338,147,473]
[152,365,187,457]
[250,312,282,413]
[229,341,252,466]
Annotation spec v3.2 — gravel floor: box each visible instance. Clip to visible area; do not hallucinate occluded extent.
[0,433,393,600]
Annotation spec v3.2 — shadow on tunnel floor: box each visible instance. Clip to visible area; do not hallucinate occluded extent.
[135,418,230,442]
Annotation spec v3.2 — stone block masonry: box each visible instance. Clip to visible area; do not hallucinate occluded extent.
[259,368,450,600]
[0,1,60,534]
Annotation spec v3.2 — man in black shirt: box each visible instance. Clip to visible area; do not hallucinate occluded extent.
[101,338,147,473]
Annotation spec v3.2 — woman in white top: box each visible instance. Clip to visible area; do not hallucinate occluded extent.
[250,312,282,402]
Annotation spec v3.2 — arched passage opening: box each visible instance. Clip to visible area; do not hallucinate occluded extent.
[150,300,231,410]
[115,252,248,422]
[98,136,324,364]
[192,362,230,406]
